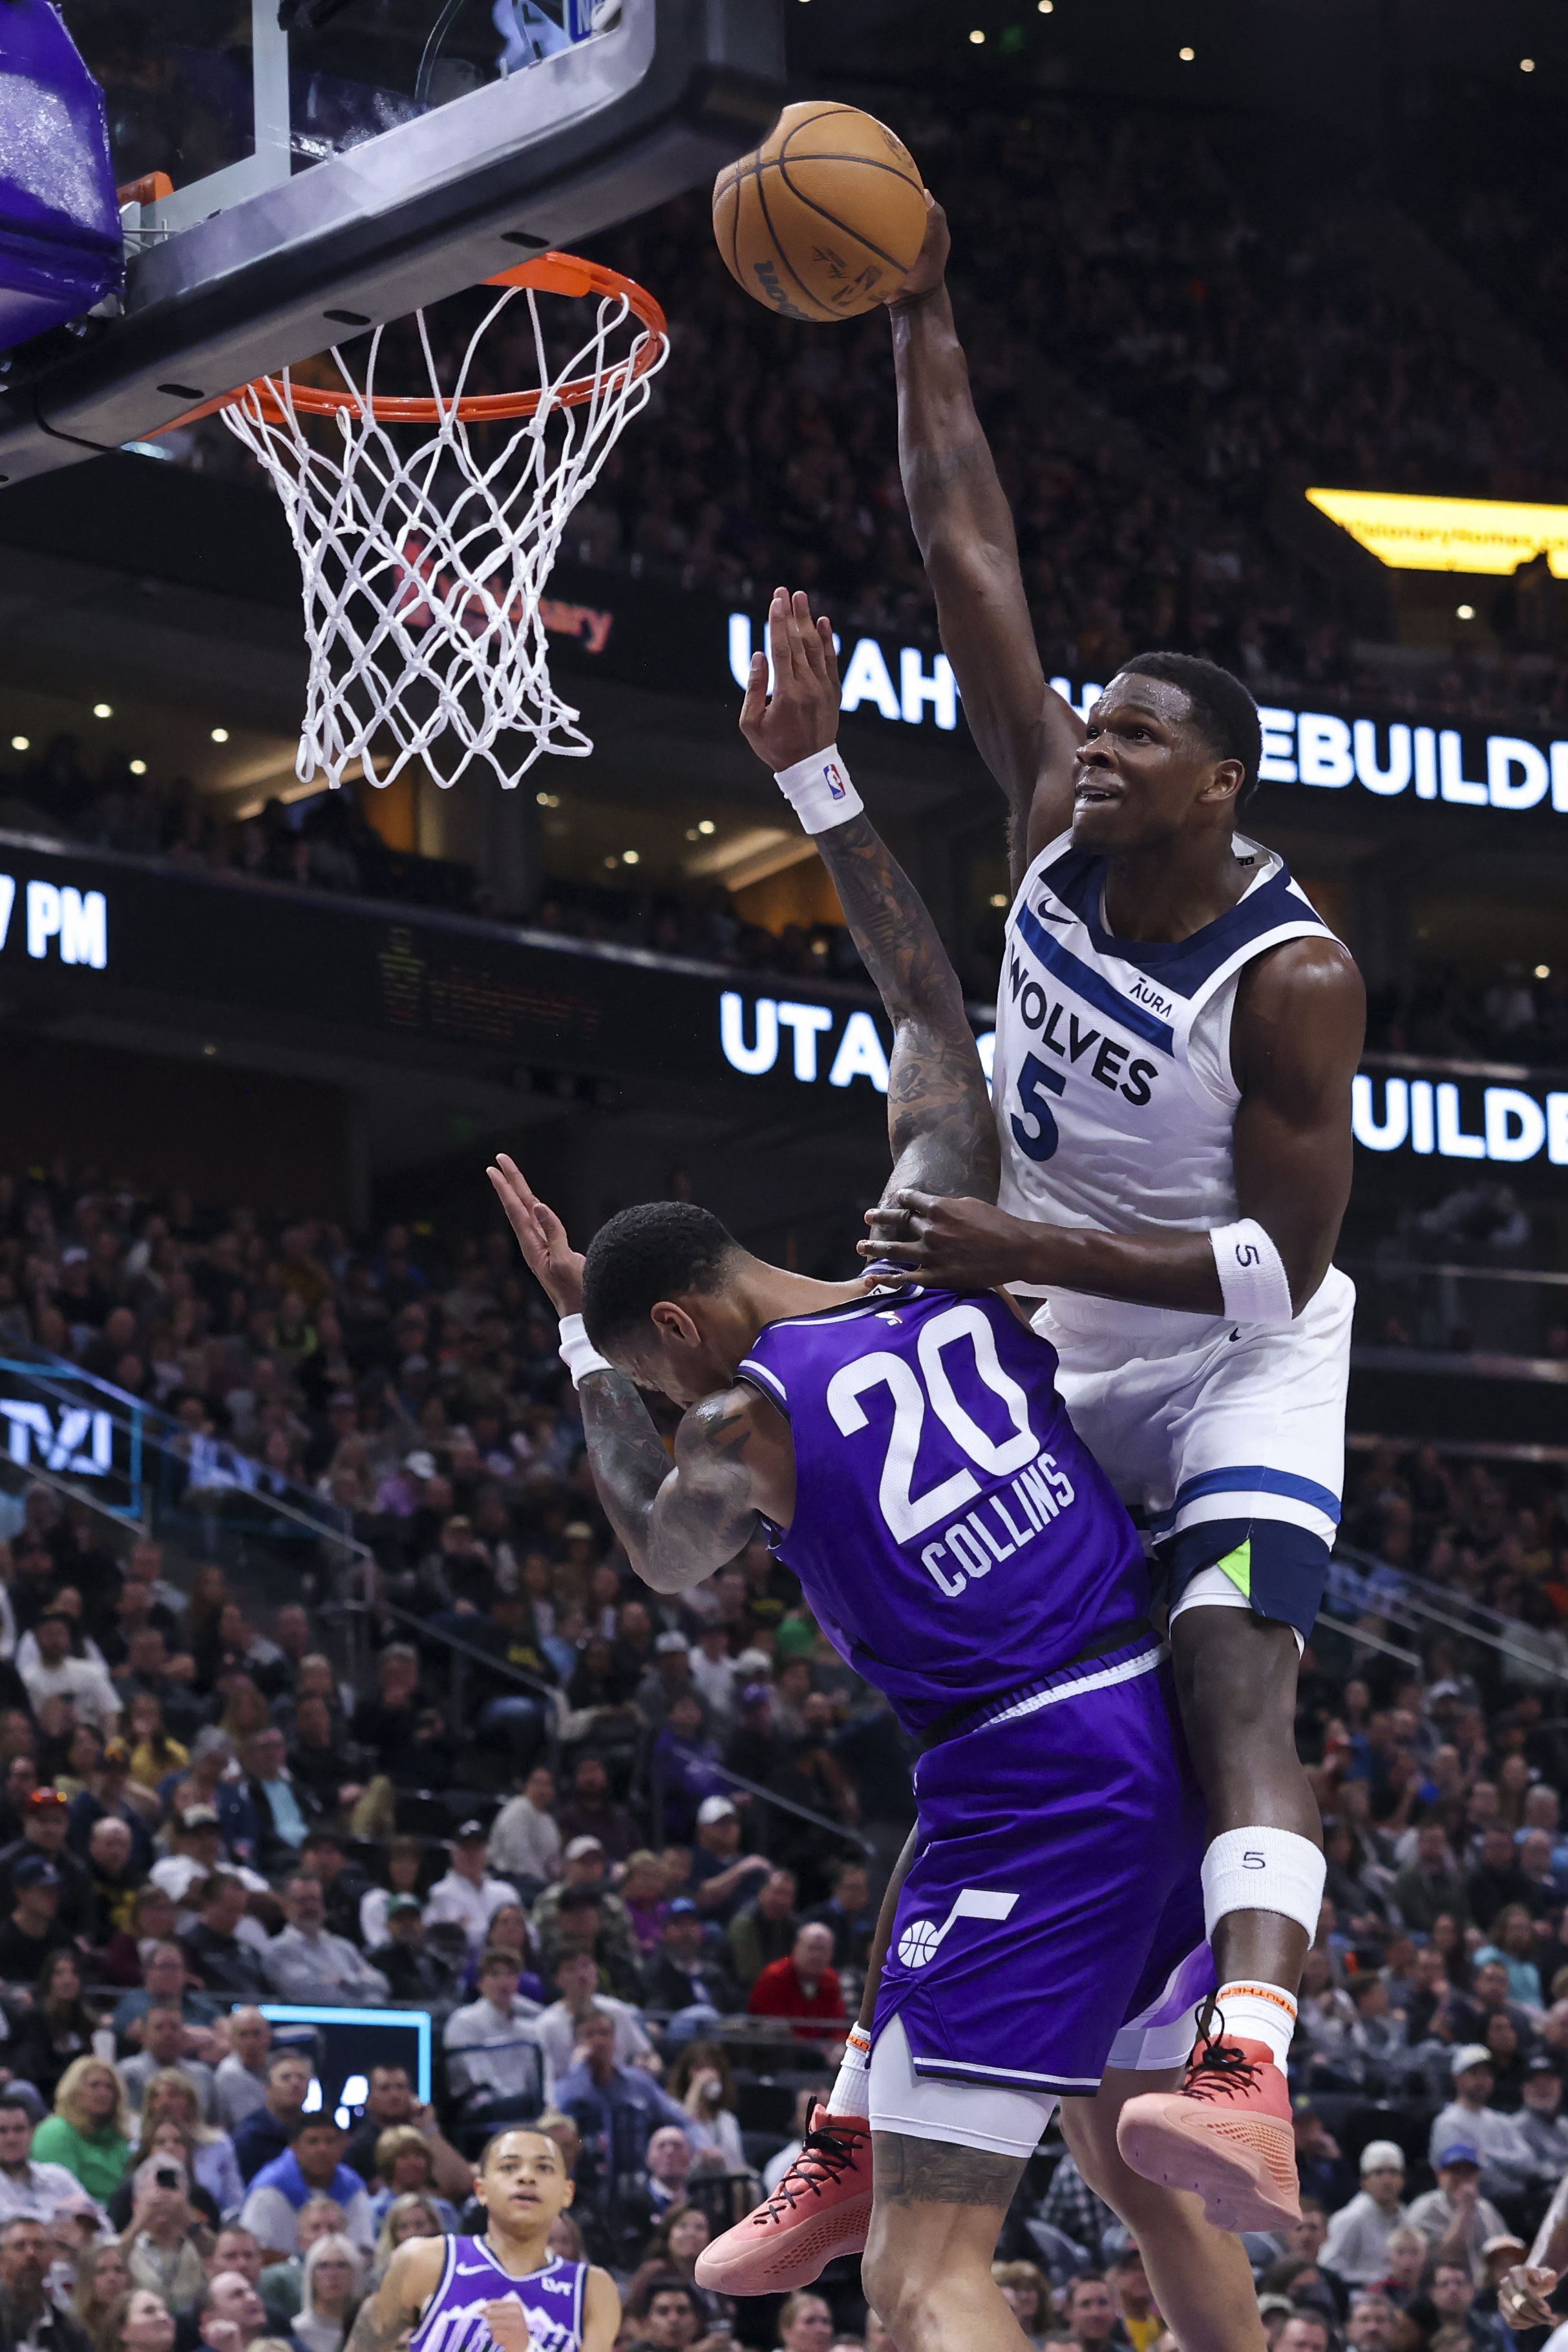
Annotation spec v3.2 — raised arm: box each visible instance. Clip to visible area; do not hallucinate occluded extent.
[485,1158,789,1591]
[740,587,999,1213]
[889,202,1082,880]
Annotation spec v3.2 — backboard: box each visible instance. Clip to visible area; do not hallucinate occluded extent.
[0,0,783,485]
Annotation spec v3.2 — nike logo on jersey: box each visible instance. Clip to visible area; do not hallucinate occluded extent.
[455,2266,494,2276]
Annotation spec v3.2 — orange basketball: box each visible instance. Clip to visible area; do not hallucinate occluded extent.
[713,102,927,324]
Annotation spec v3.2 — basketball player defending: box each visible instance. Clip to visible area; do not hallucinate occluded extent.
[856,199,1364,2227]
[488,593,1264,2352]
[341,2127,617,2352]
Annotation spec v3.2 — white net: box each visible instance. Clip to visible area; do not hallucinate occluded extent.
[220,260,667,791]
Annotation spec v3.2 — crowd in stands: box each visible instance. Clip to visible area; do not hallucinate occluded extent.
[0,1159,1560,2346]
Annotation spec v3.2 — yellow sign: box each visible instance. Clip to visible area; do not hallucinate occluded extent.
[1306,487,1568,577]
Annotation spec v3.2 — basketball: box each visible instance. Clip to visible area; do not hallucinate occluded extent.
[713,102,927,324]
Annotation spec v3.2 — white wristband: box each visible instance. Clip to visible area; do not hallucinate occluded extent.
[558,1313,613,1388]
[773,745,863,836]
[1211,1218,1295,1330]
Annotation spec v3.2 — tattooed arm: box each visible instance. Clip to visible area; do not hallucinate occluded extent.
[486,1157,792,1589]
[740,588,1000,1213]
[343,2238,444,2352]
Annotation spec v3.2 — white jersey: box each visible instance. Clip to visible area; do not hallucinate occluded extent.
[991,828,1338,1360]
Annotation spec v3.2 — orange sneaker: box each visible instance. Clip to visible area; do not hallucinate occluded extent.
[1116,2028,1300,2234]
[694,2106,873,2294]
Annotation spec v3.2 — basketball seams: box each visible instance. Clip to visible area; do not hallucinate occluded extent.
[751,156,841,323]
[768,161,916,275]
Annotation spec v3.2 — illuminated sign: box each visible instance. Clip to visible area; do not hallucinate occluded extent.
[1306,487,1568,577]
[728,614,959,731]
[1353,1074,1568,1165]
[0,1362,143,1520]
[0,873,108,965]
[719,991,995,1091]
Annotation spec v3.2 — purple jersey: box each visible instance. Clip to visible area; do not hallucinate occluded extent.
[410,2240,587,2352]
[739,1286,1149,1735]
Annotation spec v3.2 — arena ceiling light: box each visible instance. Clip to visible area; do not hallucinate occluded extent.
[1308,487,1568,575]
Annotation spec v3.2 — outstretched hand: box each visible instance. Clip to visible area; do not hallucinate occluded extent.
[739,586,842,774]
[885,194,949,306]
[860,1190,1036,1292]
[1499,2265,1560,2331]
[487,1152,585,1317]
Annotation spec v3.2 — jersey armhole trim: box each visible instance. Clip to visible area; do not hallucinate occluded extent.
[736,1359,789,1414]
[412,2232,459,2341]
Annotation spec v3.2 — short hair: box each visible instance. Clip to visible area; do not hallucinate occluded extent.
[580,1202,739,1352]
[374,2125,430,2178]
[1118,652,1262,806]
[0,2097,32,2125]
[478,2126,564,2175]
[480,1947,520,1975]
[642,2280,701,2322]
[268,2046,311,2077]
[289,2111,341,2143]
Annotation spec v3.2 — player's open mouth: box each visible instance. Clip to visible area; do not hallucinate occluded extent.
[1074,783,1118,803]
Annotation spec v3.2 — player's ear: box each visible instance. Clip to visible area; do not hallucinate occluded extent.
[650,1300,702,1349]
[1201,757,1245,807]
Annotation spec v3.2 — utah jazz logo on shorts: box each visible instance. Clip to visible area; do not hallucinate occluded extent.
[896,1887,1019,1969]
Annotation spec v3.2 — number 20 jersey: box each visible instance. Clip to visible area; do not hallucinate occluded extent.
[737,1286,1148,1737]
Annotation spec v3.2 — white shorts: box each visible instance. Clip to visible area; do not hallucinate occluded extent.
[867,1963,1205,2163]
[1033,1265,1353,1640]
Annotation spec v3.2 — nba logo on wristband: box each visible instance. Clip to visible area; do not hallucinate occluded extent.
[826,759,848,801]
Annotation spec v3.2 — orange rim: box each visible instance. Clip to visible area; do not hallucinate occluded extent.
[155,253,667,432]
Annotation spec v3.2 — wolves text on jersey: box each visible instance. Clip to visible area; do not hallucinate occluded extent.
[1004,951,1158,1108]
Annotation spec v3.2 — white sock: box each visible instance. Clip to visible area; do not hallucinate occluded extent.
[1202,1826,1326,1944]
[1210,1980,1297,2070]
[828,2025,871,2120]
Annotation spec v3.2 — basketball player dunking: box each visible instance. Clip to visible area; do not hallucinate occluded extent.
[488,595,1265,2352]
[343,2130,618,2352]
[854,198,1364,2227]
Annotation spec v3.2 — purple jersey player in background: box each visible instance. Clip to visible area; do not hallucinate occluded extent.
[342,2130,618,2352]
[487,591,1266,2352]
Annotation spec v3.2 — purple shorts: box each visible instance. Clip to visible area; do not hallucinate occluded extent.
[872,1637,1211,2096]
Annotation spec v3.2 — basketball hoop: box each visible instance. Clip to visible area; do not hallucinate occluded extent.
[195,253,667,792]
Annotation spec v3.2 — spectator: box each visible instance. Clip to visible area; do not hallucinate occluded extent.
[0,2092,107,2231]
[0,2215,95,2352]
[256,2194,346,2329]
[0,1863,71,1986]
[443,1949,551,2128]
[1407,2148,1510,2278]
[727,1871,800,1992]
[21,1614,120,1737]
[349,1648,450,1796]
[149,1811,229,1912]
[641,1902,740,2031]
[531,1846,640,1993]
[262,1878,388,2008]
[122,2073,244,2218]
[242,1732,323,1875]
[1428,2054,1536,2203]
[67,1741,152,1876]
[624,2278,705,2352]
[238,2116,375,2263]
[1058,2275,1124,2352]
[536,1952,654,2084]
[112,1942,223,2039]
[556,1757,639,1865]
[1322,2142,1410,2287]
[1515,2056,1568,2178]
[362,2131,458,2234]
[367,2193,442,2285]
[355,1841,428,1955]
[667,2044,745,2172]
[423,1824,516,1956]
[620,1853,671,1962]
[485,1768,562,1892]
[622,2205,716,2317]
[198,2269,270,2351]
[294,1836,371,1952]
[747,1924,846,2047]
[120,2150,208,2315]
[365,1897,458,2009]
[1408,2258,1496,2351]
[232,2050,313,2186]
[213,2011,272,2137]
[340,2070,470,2208]
[992,2261,1054,2348]
[7,1951,97,2113]
[0,1785,92,1933]
[290,2234,363,2352]
[182,1875,270,2000]
[1109,2246,1158,2352]
[1344,2293,1399,2352]
[100,2289,176,2352]
[30,2057,132,2204]
[644,2127,696,2217]
[553,2011,696,2210]
[804,1861,875,1974]
[88,1817,143,1938]
[72,2242,132,2341]
[686,1800,770,1925]
[1467,1832,1535,1935]
[118,2010,216,2124]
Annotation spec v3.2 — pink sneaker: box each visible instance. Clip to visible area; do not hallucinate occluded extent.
[694,2107,873,2294]
[1118,2030,1300,2234]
